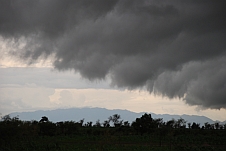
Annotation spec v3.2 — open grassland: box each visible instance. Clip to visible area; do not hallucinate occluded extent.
[1,129,226,151]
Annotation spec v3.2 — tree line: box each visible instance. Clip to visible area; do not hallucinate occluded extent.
[1,113,226,151]
[1,113,225,137]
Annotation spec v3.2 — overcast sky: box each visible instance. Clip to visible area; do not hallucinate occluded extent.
[0,0,226,121]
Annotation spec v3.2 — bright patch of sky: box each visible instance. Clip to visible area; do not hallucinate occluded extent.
[0,57,225,121]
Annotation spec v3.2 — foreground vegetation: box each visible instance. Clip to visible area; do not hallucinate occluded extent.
[0,113,226,151]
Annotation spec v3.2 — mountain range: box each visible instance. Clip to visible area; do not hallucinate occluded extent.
[9,107,226,126]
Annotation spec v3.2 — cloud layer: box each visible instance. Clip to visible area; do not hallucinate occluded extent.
[1,0,226,109]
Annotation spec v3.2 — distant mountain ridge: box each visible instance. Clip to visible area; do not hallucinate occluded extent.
[10,107,225,126]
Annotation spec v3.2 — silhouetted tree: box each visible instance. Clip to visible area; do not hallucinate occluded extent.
[84,121,92,127]
[103,120,110,127]
[109,114,123,127]
[79,119,84,126]
[93,120,101,127]
[214,122,219,130]
[175,118,186,128]
[123,121,130,127]
[132,113,155,134]
[219,125,223,130]
[210,124,215,129]
[39,116,49,123]
[166,119,176,128]
[204,122,211,129]
[224,124,226,130]
[187,122,191,129]
[0,115,21,142]
[38,117,56,136]
[153,118,164,128]
[1,115,12,121]
[191,122,200,129]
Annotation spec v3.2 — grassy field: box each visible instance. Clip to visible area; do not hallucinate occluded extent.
[1,130,226,151]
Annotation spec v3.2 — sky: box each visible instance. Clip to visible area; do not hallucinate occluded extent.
[0,0,226,121]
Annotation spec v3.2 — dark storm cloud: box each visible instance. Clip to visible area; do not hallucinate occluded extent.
[153,57,226,109]
[1,0,226,109]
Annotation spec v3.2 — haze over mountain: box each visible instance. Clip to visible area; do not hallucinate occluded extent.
[9,107,225,126]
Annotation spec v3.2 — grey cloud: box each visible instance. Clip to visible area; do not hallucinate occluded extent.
[1,0,226,109]
[0,0,118,37]
[153,57,226,109]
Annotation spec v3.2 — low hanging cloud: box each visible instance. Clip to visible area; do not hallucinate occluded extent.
[153,57,226,109]
[0,0,226,109]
